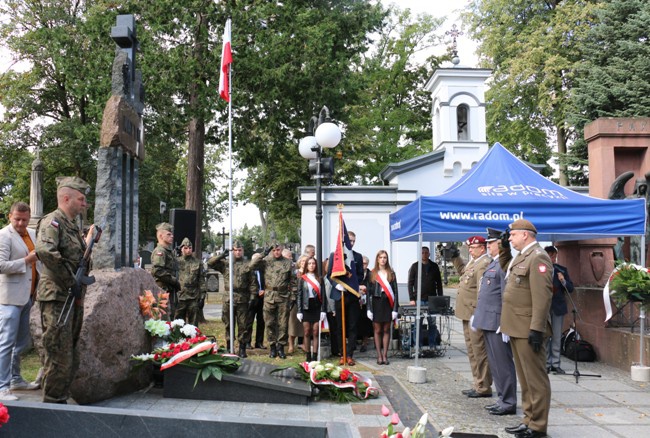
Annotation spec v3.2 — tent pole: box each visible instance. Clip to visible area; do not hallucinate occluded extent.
[641,235,646,368]
[414,234,423,367]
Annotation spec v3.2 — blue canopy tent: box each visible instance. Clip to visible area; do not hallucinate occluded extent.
[389,143,646,371]
[390,143,646,243]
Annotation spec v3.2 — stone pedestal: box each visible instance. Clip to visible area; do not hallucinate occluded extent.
[407,366,427,384]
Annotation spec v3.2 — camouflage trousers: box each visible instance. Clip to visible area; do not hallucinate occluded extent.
[222,301,249,347]
[40,300,84,403]
[263,299,290,347]
[175,299,200,327]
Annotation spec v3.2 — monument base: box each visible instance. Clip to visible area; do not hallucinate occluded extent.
[163,359,312,405]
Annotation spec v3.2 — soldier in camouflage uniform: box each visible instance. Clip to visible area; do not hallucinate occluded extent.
[151,223,180,319]
[176,237,205,326]
[35,176,98,404]
[207,241,256,358]
[251,244,295,359]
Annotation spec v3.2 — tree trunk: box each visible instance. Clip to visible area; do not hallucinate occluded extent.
[186,116,205,255]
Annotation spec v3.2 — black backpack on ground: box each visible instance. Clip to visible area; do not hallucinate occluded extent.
[561,327,597,362]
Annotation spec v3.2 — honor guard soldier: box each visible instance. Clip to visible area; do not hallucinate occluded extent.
[452,235,493,398]
[35,176,98,404]
[151,223,180,318]
[499,219,552,438]
[176,237,205,326]
[207,241,257,358]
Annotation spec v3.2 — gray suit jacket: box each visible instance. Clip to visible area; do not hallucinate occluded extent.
[0,224,40,306]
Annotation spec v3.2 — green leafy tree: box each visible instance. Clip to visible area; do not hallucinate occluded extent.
[463,0,601,181]
[569,0,650,185]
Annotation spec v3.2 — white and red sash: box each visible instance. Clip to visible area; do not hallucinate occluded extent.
[301,274,321,301]
[376,272,395,308]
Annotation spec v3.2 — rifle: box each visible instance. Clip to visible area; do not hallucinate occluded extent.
[57,224,103,327]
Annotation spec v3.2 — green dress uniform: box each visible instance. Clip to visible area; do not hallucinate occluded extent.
[176,253,205,326]
[35,208,87,404]
[151,243,180,318]
[207,253,257,349]
[453,252,493,396]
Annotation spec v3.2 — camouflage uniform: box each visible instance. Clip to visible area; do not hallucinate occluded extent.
[207,252,256,349]
[35,177,91,404]
[151,242,180,319]
[176,251,205,326]
[253,253,295,349]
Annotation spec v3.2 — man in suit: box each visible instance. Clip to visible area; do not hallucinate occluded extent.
[452,236,492,398]
[499,219,552,438]
[0,202,41,401]
[544,245,574,375]
[473,228,517,416]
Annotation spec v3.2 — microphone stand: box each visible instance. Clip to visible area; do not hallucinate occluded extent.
[564,285,601,383]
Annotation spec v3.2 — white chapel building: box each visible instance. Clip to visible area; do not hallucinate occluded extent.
[298,61,492,283]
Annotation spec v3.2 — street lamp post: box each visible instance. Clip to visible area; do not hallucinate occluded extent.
[298,106,341,283]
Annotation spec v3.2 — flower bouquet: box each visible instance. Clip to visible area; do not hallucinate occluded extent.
[273,360,378,403]
[132,319,241,387]
[139,290,169,320]
[0,403,9,428]
[380,405,452,438]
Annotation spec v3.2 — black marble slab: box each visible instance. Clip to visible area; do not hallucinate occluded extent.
[162,359,312,405]
[0,401,352,438]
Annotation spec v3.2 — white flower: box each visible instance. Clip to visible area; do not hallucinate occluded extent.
[440,426,454,437]
[402,427,411,438]
[180,324,198,337]
[144,319,170,337]
[308,361,319,369]
[131,353,155,361]
[314,364,325,372]
[324,363,334,370]
[330,369,341,379]
[171,319,186,328]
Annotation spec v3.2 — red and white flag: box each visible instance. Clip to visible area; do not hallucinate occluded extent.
[219,19,232,102]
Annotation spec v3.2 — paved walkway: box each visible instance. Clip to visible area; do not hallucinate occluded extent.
[11,290,650,438]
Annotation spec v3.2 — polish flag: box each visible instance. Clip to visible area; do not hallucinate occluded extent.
[219,19,232,102]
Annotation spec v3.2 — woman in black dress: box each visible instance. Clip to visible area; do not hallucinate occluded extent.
[368,250,399,365]
[296,257,326,362]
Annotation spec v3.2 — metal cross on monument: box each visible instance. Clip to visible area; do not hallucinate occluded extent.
[445,23,464,64]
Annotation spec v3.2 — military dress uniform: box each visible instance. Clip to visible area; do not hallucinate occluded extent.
[253,251,294,358]
[151,227,180,319]
[35,177,90,404]
[207,251,257,355]
[452,243,492,396]
[499,221,552,437]
[176,239,205,326]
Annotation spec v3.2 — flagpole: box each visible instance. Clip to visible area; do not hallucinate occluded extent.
[225,18,235,354]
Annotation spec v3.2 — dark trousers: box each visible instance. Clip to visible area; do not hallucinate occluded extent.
[245,296,265,345]
[335,292,361,358]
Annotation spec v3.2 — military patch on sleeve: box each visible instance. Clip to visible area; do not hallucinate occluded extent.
[538,264,547,273]
[156,252,164,257]
[51,219,59,228]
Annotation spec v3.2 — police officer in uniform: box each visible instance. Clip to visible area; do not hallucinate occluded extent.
[151,223,180,318]
[452,235,493,398]
[176,237,205,326]
[499,219,552,438]
[207,241,257,358]
[35,176,98,404]
[473,228,517,416]
[252,243,294,359]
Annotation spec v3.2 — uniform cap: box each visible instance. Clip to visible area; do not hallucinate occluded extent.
[466,235,486,245]
[156,222,173,232]
[486,228,502,242]
[509,219,537,233]
[232,240,243,249]
[56,176,91,195]
[181,237,192,247]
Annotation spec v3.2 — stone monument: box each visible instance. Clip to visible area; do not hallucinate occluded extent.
[94,14,145,269]
[28,149,44,228]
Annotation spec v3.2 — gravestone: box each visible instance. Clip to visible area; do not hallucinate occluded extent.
[94,14,145,269]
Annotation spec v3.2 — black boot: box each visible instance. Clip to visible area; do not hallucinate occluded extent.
[238,346,247,358]
[269,344,277,358]
[306,352,312,362]
[278,344,286,359]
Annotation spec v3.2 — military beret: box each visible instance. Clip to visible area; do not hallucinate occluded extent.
[486,227,502,242]
[466,235,486,245]
[232,240,243,248]
[181,237,192,247]
[56,176,91,195]
[509,219,537,233]
[156,222,173,232]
